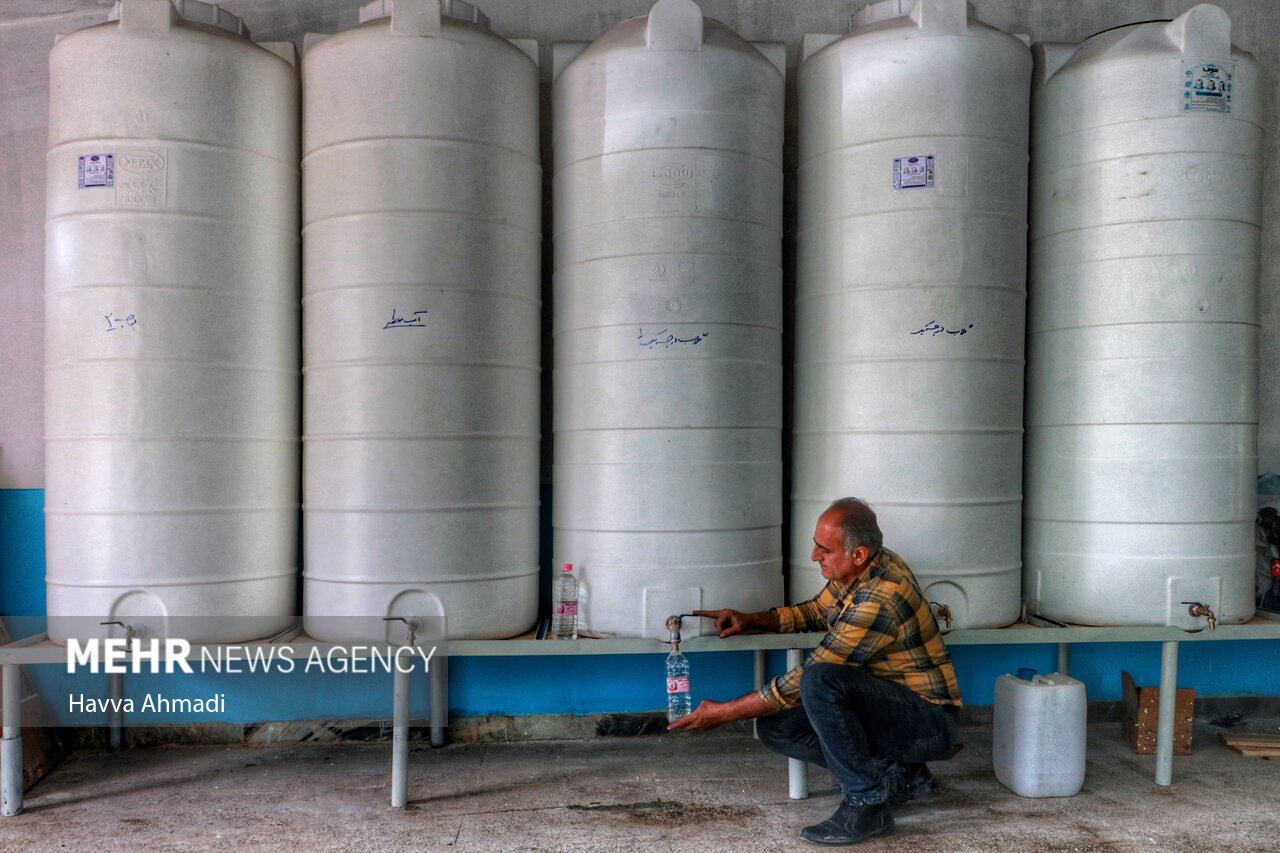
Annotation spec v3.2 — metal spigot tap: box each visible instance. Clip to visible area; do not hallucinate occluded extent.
[1181,601,1217,631]
[929,602,953,631]
[665,614,684,650]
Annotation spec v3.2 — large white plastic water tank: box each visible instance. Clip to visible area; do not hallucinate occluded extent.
[302,0,540,642]
[1025,5,1261,629]
[791,0,1030,628]
[44,0,299,644]
[993,672,1086,798]
[552,0,785,639]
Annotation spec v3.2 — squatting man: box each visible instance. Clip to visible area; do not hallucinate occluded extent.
[669,497,963,846]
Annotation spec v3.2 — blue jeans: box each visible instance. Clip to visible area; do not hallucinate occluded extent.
[756,662,960,805]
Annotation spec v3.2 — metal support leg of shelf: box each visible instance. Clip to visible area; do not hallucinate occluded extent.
[108,672,123,752]
[1057,643,1070,676]
[391,662,411,808]
[431,655,448,749]
[753,649,766,740]
[2,664,22,816]
[786,648,808,800]
[1155,640,1179,787]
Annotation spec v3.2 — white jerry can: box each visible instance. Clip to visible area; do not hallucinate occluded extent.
[993,671,1087,798]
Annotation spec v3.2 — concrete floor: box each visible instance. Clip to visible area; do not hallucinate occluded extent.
[4,721,1278,852]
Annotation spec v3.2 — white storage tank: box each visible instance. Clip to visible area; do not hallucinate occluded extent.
[1025,5,1261,628]
[791,0,1030,628]
[993,671,1087,798]
[44,0,299,643]
[552,0,785,639]
[302,0,540,642]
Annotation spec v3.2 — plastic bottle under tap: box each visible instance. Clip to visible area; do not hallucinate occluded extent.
[666,615,691,721]
[552,562,579,639]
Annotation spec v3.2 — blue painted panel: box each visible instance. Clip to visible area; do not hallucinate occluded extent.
[0,489,46,632]
[449,651,758,717]
[949,644,1059,705]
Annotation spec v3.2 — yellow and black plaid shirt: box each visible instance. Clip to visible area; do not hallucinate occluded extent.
[759,547,962,711]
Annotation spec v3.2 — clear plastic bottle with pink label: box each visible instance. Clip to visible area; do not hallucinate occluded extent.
[666,647,691,721]
[551,562,579,639]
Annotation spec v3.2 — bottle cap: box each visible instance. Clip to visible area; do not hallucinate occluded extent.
[1015,667,1037,681]
[562,563,573,572]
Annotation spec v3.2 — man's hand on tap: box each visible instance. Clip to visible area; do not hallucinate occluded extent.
[692,608,780,639]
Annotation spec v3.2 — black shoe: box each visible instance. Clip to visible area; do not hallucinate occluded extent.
[888,762,937,810]
[800,799,894,846]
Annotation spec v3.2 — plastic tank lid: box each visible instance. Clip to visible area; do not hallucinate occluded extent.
[109,0,248,37]
[360,0,491,30]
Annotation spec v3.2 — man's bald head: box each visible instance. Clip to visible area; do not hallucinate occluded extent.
[823,497,883,556]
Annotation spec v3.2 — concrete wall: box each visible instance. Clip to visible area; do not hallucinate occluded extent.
[3,0,1279,719]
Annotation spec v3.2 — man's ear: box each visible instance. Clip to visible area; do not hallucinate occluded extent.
[852,545,871,566]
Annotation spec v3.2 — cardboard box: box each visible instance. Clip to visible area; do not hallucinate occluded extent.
[1121,670,1194,755]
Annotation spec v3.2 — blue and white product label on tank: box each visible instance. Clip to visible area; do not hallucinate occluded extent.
[77,153,113,188]
[893,155,934,190]
[1184,60,1234,113]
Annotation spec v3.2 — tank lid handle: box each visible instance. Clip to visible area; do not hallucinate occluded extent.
[365,0,441,36]
[1166,3,1232,58]
[852,0,973,33]
[360,0,492,33]
[646,0,704,51]
[112,0,249,38]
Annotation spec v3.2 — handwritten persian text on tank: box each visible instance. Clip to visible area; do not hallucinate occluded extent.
[911,320,974,337]
[383,308,429,329]
[104,312,137,332]
[637,328,709,348]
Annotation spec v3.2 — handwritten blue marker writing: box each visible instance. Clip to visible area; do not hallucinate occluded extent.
[384,308,429,330]
[637,328,710,349]
[911,320,973,337]
[104,312,137,332]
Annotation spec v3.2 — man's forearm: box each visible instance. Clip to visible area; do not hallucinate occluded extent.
[719,691,776,722]
[745,609,781,633]
[668,690,777,732]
